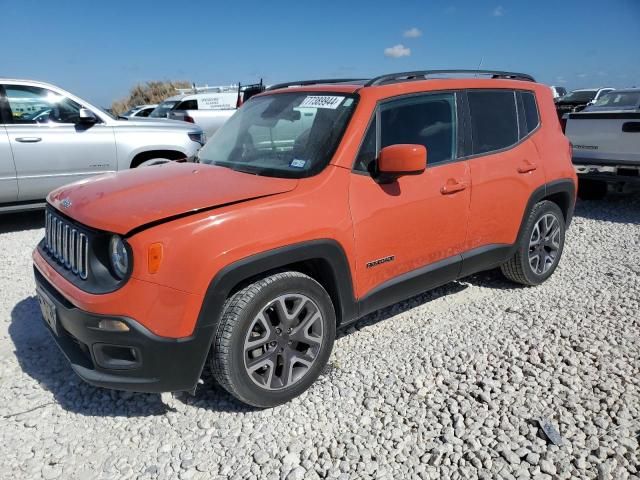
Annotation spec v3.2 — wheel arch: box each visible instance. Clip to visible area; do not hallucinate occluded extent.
[196,240,357,333]
[517,179,576,244]
[130,150,187,168]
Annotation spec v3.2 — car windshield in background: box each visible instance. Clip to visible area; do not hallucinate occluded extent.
[149,101,178,118]
[197,92,357,178]
[559,90,597,103]
[588,91,640,110]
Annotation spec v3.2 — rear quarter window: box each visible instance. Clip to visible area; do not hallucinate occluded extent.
[520,91,540,136]
[468,90,518,155]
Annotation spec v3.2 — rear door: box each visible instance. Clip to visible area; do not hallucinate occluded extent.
[464,89,545,252]
[3,83,117,201]
[0,86,18,203]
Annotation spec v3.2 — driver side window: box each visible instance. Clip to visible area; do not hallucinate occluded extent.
[4,85,83,124]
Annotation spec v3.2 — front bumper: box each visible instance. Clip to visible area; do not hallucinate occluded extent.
[34,268,214,393]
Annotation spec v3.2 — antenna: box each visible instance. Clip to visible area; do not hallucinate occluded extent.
[475,57,484,77]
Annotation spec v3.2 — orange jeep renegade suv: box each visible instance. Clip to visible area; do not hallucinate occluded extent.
[33,70,577,407]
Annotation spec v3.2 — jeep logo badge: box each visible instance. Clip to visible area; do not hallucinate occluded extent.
[60,198,72,209]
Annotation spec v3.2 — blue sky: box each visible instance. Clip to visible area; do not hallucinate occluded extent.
[2,0,638,107]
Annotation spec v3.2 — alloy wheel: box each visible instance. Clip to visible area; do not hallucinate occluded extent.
[243,294,324,390]
[528,213,561,275]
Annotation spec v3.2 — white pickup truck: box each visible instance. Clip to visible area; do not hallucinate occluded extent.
[152,82,265,137]
[565,89,640,200]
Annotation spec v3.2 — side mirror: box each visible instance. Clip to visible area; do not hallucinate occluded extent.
[378,144,426,182]
[78,108,98,124]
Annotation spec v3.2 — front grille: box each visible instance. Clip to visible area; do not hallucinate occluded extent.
[44,210,89,280]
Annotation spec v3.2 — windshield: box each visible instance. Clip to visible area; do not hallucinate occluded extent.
[122,107,138,116]
[197,92,357,178]
[587,91,640,110]
[150,100,178,118]
[560,90,597,103]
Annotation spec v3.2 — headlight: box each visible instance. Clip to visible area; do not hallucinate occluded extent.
[109,235,129,279]
[188,132,206,145]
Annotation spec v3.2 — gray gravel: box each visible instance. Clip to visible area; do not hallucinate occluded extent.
[1,196,639,480]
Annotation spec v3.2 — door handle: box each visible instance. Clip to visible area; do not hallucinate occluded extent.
[517,159,537,174]
[440,178,468,195]
[15,137,42,143]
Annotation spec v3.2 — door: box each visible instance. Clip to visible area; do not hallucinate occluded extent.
[349,92,470,301]
[464,89,546,250]
[3,84,117,202]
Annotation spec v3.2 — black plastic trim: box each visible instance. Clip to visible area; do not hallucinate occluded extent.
[568,112,640,120]
[34,267,214,393]
[622,122,640,133]
[197,239,357,330]
[573,157,640,167]
[0,85,11,124]
[459,244,513,278]
[266,79,365,91]
[357,254,462,319]
[366,70,535,86]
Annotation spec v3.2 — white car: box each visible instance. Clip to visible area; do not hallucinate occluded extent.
[0,79,204,213]
[565,88,640,199]
[121,104,158,118]
[152,82,265,137]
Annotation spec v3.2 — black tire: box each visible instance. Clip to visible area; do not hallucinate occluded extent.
[211,271,336,407]
[577,178,607,200]
[501,201,566,286]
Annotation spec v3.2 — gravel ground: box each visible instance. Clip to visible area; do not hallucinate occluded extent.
[0,196,638,480]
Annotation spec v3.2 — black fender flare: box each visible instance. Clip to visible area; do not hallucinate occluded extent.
[515,178,576,245]
[195,239,357,332]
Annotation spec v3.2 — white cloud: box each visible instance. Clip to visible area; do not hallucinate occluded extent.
[403,27,422,38]
[492,6,504,16]
[555,76,567,84]
[384,44,411,58]
[577,73,588,78]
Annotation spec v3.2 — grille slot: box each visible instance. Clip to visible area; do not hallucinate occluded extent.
[44,211,89,280]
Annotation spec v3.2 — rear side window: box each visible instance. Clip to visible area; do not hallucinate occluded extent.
[520,91,540,136]
[468,90,518,155]
[177,99,197,110]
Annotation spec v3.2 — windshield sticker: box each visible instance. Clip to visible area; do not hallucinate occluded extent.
[290,159,307,168]
[299,96,344,109]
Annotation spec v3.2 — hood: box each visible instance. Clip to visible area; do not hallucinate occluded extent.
[48,163,298,234]
[112,117,200,131]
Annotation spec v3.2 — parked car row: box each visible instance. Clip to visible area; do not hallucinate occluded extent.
[0,79,204,213]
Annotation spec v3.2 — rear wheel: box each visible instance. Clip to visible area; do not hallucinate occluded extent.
[211,272,336,407]
[501,201,565,286]
[578,178,607,200]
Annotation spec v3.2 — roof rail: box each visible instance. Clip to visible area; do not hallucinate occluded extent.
[266,78,365,91]
[365,69,535,86]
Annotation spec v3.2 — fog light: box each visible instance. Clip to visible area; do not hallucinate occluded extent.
[98,319,130,332]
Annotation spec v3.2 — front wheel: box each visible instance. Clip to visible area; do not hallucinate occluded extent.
[501,201,566,286]
[211,272,336,407]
